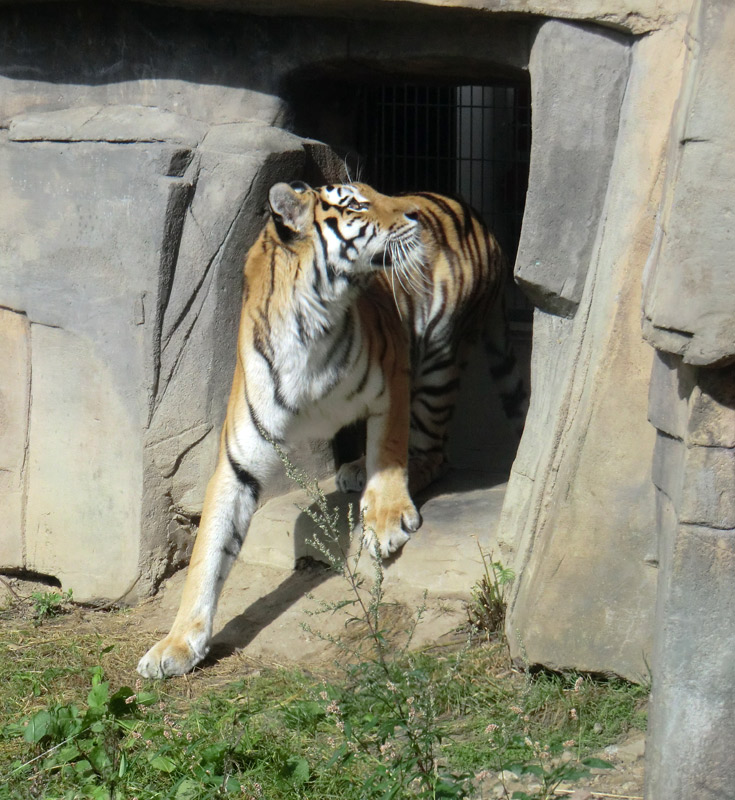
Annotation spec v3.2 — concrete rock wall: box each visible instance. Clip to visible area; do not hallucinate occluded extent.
[515,21,631,317]
[642,0,735,368]
[645,356,735,799]
[641,1,735,796]
[497,19,690,681]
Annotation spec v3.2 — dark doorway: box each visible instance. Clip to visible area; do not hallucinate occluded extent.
[288,77,532,321]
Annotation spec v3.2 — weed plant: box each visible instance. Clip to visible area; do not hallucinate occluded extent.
[31,589,74,625]
[466,541,514,637]
[271,443,464,797]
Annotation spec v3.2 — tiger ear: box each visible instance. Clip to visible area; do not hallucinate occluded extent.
[268,182,312,237]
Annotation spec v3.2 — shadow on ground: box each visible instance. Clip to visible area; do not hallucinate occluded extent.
[207,560,334,664]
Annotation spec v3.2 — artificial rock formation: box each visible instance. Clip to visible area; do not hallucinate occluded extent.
[641,2,735,796]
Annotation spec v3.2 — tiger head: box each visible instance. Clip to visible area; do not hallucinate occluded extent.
[266,181,423,281]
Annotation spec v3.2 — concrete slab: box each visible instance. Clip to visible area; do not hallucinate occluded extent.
[0,309,30,567]
[239,468,508,592]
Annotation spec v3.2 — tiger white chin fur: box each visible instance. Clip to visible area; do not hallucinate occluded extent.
[137,180,525,678]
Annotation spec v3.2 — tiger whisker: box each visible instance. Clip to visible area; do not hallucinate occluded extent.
[391,242,419,295]
[392,258,413,298]
[387,250,403,320]
[395,240,429,295]
[388,246,412,299]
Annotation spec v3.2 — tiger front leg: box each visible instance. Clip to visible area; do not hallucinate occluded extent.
[137,435,273,679]
[360,410,421,559]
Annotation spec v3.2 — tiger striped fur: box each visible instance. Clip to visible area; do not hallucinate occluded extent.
[138,180,526,678]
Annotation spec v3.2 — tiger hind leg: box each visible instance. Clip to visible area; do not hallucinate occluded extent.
[335,455,367,493]
[405,360,462,494]
[335,362,460,499]
[336,449,448,497]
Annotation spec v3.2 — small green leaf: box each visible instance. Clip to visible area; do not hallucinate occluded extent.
[582,756,615,769]
[378,783,401,800]
[24,710,52,743]
[518,763,544,778]
[89,666,104,686]
[149,754,178,773]
[325,743,350,768]
[282,754,310,785]
[87,682,109,709]
[118,750,128,778]
[175,778,199,800]
[55,705,82,738]
[49,743,81,766]
[200,742,228,766]
[73,759,93,776]
[88,744,112,773]
[135,691,158,706]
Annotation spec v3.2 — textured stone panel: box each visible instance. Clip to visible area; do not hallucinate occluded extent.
[144,125,335,523]
[642,0,735,366]
[645,523,735,800]
[0,309,30,567]
[9,106,209,147]
[0,5,284,127]
[514,20,631,316]
[25,326,141,599]
[0,137,186,363]
[679,445,735,530]
[647,350,696,440]
[0,126,190,598]
[651,430,685,503]
[688,364,735,448]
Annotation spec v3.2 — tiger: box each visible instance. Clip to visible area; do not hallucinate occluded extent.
[137,180,527,678]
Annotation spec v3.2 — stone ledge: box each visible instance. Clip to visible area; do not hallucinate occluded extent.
[8,105,209,146]
[42,0,673,35]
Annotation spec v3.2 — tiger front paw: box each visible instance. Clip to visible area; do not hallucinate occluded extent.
[361,488,421,559]
[137,630,209,679]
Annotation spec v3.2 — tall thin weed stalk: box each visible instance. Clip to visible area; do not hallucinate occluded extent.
[275,442,470,797]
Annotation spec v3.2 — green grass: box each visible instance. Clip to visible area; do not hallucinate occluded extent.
[0,615,647,800]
